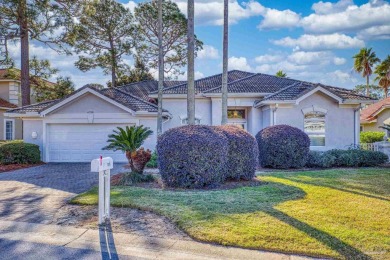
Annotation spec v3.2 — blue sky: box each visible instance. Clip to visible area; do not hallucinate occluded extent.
[8,0,390,89]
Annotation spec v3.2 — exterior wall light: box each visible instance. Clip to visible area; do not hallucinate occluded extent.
[32,131,38,139]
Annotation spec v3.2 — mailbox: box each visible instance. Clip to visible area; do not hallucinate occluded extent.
[91,156,113,224]
[91,156,113,172]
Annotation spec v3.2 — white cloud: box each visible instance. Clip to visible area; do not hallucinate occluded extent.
[197,45,219,60]
[258,8,300,30]
[122,1,137,12]
[228,56,252,71]
[333,57,346,65]
[287,51,333,65]
[312,0,353,14]
[255,54,284,64]
[301,0,390,34]
[272,33,365,51]
[326,70,357,84]
[174,0,264,26]
[356,25,390,40]
[175,70,205,80]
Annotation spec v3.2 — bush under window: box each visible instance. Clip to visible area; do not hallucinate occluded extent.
[306,149,388,168]
[0,142,41,165]
[256,125,310,169]
[157,125,228,188]
[214,125,258,181]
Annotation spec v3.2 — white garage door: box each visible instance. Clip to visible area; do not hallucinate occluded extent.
[47,124,134,162]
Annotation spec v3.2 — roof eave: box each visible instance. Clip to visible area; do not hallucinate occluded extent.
[203,93,272,98]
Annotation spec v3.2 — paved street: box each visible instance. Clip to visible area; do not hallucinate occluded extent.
[0,163,124,224]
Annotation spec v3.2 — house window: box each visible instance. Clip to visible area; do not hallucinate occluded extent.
[4,119,14,140]
[304,111,326,146]
[228,109,247,129]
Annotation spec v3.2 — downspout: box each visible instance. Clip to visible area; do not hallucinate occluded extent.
[354,104,362,147]
[272,104,279,126]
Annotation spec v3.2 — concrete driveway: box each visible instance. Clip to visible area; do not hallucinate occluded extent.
[0,163,125,224]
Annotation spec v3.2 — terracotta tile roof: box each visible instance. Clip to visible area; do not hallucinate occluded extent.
[360,97,390,123]
[0,98,17,109]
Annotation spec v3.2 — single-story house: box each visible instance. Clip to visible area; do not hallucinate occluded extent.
[6,70,375,162]
[360,97,390,135]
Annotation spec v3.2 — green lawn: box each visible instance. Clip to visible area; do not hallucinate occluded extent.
[72,168,390,259]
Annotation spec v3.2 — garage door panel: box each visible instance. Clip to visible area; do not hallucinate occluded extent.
[48,124,133,162]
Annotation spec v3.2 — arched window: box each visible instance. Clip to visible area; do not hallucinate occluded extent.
[304,111,326,146]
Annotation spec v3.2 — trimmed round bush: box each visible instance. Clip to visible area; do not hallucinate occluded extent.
[256,125,310,169]
[214,125,258,181]
[157,125,228,188]
[0,142,41,165]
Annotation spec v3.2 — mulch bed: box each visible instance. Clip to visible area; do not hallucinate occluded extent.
[0,163,45,173]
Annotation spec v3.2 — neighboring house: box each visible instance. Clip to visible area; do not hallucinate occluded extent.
[0,69,23,140]
[360,97,390,135]
[5,70,375,163]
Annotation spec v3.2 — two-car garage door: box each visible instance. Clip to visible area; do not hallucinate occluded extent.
[47,124,133,162]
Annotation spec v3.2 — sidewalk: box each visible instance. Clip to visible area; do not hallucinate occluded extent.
[0,220,319,260]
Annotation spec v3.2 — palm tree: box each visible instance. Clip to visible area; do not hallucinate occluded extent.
[353,47,380,96]
[157,0,164,135]
[221,0,229,125]
[276,70,287,78]
[374,55,390,98]
[187,0,195,125]
[103,125,153,173]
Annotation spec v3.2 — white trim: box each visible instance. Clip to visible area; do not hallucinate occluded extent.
[40,88,136,116]
[301,106,328,115]
[4,119,15,140]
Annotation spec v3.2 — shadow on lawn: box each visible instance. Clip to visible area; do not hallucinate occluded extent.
[148,181,371,259]
[263,207,370,259]
[275,176,389,202]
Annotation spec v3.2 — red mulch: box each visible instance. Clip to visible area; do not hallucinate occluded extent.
[0,163,45,173]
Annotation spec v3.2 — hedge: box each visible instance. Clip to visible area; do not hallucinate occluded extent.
[0,141,41,165]
[214,125,258,181]
[256,125,310,169]
[360,131,386,143]
[157,125,228,188]
[306,149,388,168]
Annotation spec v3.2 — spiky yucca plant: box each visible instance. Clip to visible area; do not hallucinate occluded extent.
[103,125,153,173]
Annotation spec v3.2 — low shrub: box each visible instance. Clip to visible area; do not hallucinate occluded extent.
[306,149,388,168]
[146,151,158,168]
[157,125,228,188]
[256,125,310,169]
[306,151,336,168]
[214,125,258,181]
[111,172,155,186]
[0,142,41,165]
[360,131,385,143]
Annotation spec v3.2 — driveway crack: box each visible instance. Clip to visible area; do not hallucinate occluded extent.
[62,228,88,247]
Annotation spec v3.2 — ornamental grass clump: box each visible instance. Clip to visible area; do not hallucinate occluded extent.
[157,125,228,188]
[214,125,258,180]
[256,125,310,169]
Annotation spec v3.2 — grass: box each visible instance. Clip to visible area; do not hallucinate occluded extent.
[71,168,390,259]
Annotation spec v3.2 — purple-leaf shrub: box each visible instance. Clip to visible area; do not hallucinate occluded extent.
[157,125,228,188]
[214,125,258,180]
[256,125,310,169]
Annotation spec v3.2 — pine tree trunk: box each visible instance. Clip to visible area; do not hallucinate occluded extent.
[221,0,229,125]
[157,0,164,135]
[366,75,370,97]
[187,0,195,125]
[19,0,30,106]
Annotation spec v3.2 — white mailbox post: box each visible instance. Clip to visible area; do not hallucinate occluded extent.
[91,156,114,225]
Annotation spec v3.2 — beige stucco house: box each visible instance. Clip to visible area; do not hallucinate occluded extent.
[6,70,375,162]
[360,97,390,133]
[0,69,23,140]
